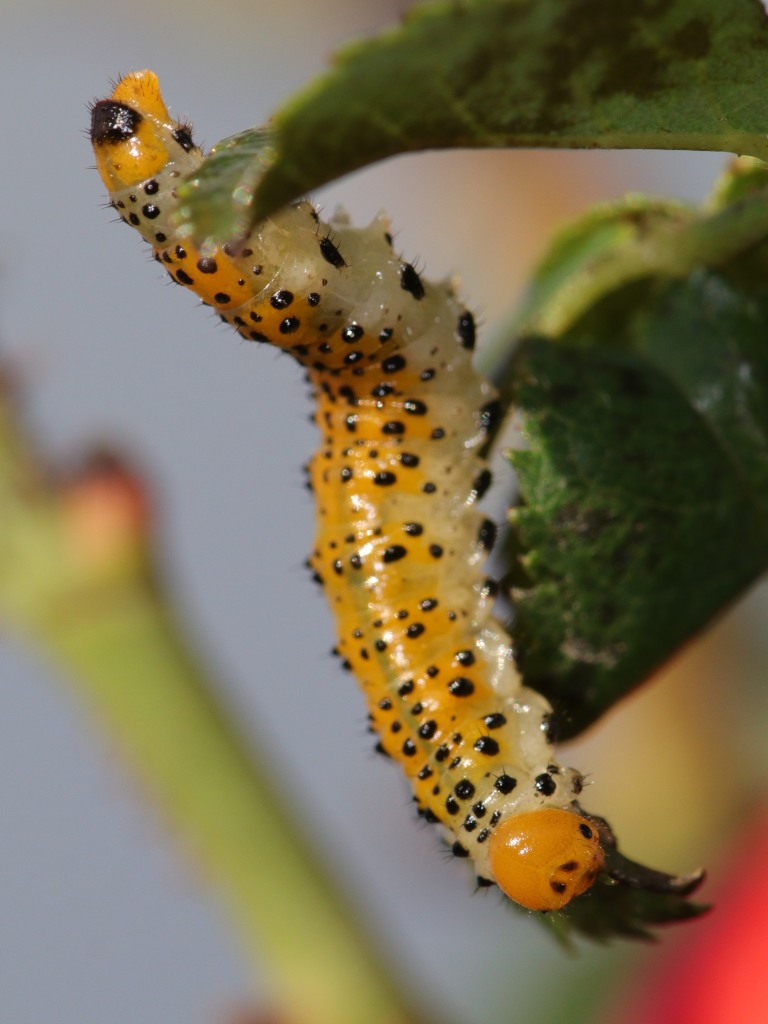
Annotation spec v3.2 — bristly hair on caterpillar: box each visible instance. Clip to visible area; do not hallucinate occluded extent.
[90,70,703,916]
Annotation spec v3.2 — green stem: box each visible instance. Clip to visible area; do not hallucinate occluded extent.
[25,575,435,1024]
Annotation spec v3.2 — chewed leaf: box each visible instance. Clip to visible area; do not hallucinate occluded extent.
[178,0,768,236]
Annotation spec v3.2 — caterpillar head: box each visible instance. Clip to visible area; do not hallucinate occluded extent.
[488,808,605,911]
[90,70,199,193]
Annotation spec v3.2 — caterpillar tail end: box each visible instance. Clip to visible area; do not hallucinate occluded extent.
[488,809,605,912]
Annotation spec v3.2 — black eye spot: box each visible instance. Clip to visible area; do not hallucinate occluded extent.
[579,823,594,840]
[90,100,141,143]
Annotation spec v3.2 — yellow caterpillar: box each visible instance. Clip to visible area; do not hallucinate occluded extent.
[91,70,605,912]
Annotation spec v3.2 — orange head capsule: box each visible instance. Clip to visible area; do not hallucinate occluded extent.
[488,809,605,911]
[90,70,199,194]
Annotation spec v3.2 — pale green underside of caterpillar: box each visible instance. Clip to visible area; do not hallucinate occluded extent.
[90,70,606,912]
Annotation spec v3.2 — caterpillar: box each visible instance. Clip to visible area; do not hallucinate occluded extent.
[90,70,605,912]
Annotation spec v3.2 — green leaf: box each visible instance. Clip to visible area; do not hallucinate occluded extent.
[708,155,768,207]
[179,0,768,237]
[491,186,768,364]
[506,255,768,737]
[176,127,276,244]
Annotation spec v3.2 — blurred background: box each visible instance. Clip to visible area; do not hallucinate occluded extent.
[2,1,767,1022]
